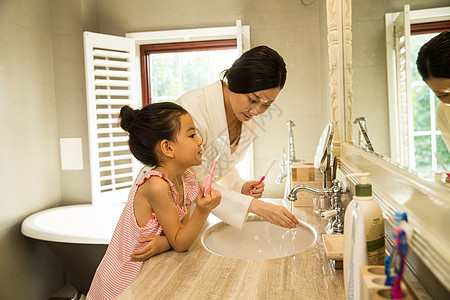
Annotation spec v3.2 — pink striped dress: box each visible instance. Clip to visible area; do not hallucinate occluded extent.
[86,167,199,299]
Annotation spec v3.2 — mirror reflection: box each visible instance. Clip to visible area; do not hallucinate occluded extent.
[314,122,334,172]
[351,0,450,180]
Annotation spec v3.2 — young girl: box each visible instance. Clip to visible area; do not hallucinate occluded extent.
[86,102,221,299]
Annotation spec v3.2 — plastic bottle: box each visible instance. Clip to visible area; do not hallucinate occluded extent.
[347,202,367,300]
[343,173,385,298]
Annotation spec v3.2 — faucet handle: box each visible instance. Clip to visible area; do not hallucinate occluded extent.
[321,210,338,219]
[330,179,342,193]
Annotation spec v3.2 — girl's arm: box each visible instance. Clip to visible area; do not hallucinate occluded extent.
[143,177,220,252]
[181,205,191,224]
[131,205,191,261]
[131,235,171,261]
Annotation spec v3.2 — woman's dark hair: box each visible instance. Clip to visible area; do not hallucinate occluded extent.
[119,102,188,166]
[416,31,450,81]
[221,45,287,93]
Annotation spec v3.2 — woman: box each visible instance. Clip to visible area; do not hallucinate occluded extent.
[416,31,450,150]
[175,45,299,229]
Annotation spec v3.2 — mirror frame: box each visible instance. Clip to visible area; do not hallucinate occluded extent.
[326,0,450,292]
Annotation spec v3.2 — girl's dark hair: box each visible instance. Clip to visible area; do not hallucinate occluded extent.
[221,45,287,93]
[416,31,450,81]
[119,102,188,166]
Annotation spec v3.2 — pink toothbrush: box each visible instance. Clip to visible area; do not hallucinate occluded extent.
[204,136,226,195]
[251,157,277,195]
[257,157,277,184]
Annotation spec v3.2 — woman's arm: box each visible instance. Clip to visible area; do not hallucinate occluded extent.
[248,199,299,229]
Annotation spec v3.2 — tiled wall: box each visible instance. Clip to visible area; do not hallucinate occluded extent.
[0,0,63,298]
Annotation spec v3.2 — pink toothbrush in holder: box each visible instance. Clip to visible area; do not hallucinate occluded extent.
[204,136,226,196]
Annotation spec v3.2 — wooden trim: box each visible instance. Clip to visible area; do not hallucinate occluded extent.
[411,20,450,35]
[140,39,237,105]
[140,46,151,106]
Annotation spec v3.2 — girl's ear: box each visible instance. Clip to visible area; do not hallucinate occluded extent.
[160,139,175,158]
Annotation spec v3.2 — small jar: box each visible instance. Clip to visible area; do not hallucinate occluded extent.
[433,171,444,183]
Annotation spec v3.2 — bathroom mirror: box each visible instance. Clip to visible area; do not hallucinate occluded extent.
[350,0,450,179]
[333,0,450,294]
[314,122,334,172]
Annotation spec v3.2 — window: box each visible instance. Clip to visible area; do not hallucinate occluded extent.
[385,6,450,178]
[140,40,238,105]
[410,32,449,175]
[84,22,252,206]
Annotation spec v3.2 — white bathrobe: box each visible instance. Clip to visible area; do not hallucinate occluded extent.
[436,102,450,151]
[176,81,256,229]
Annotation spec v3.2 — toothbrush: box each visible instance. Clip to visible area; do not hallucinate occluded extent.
[391,228,408,299]
[434,152,450,176]
[204,136,226,195]
[257,157,277,184]
[251,157,277,195]
[384,212,409,297]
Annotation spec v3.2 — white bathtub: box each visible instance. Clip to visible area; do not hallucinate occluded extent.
[21,203,125,293]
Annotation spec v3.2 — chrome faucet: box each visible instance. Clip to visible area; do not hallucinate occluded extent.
[275,173,287,184]
[353,117,374,152]
[277,120,302,198]
[287,179,347,234]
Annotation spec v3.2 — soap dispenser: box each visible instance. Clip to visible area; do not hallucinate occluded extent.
[343,172,385,298]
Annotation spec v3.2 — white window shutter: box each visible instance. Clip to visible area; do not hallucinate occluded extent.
[83,31,140,206]
[386,5,412,168]
[236,20,251,54]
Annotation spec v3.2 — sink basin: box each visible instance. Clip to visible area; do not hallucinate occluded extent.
[201,216,317,260]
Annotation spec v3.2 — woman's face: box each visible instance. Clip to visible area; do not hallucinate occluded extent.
[425,76,450,105]
[228,87,281,122]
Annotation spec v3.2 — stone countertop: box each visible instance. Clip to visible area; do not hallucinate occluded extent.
[119,199,345,299]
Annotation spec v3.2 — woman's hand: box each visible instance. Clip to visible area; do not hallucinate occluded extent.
[196,186,221,213]
[248,199,299,229]
[241,180,265,198]
[131,235,172,262]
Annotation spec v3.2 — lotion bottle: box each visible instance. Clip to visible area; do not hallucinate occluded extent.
[343,173,385,298]
[347,202,367,300]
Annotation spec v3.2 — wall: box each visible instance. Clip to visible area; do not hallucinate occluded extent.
[0,0,63,299]
[95,0,330,197]
[50,0,98,204]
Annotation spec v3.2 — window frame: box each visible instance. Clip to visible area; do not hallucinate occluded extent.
[126,20,250,106]
[385,6,450,175]
[140,39,237,105]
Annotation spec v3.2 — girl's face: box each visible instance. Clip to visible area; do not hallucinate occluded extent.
[173,114,203,167]
[228,87,281,122]
[425,76,450,105]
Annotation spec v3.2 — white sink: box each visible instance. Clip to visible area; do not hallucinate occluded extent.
[201,216,317,260]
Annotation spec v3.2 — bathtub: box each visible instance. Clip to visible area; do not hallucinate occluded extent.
[21,203,124,294]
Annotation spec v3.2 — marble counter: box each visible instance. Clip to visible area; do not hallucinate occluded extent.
[119,200,345,299]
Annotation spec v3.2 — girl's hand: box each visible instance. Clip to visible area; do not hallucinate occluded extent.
[241,180,265,198]
[196,186,221,213]
[248,199,299,229]
[131,235,171,262]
